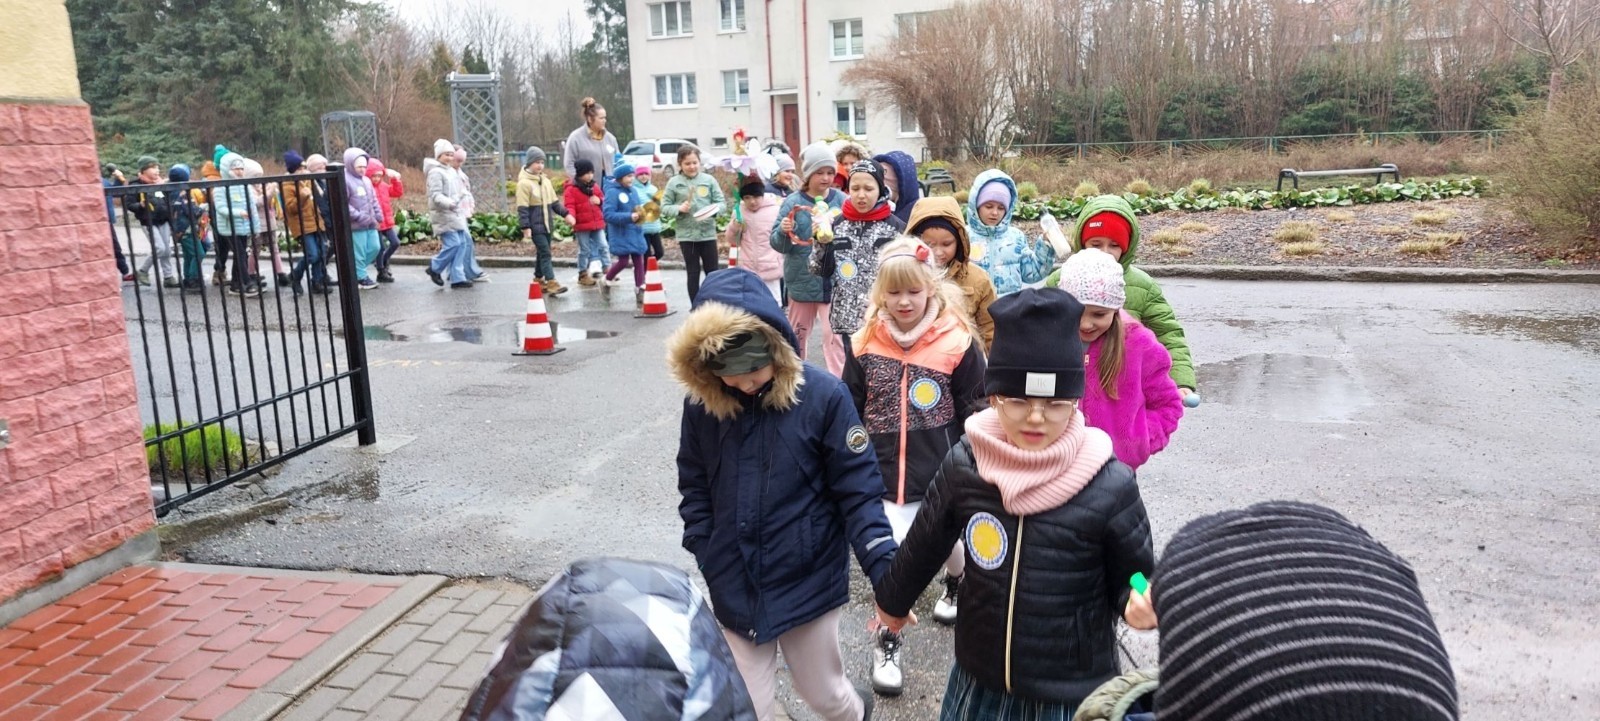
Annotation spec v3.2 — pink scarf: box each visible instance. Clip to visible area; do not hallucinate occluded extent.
[964,408,1114,516]
[879,302,940,350]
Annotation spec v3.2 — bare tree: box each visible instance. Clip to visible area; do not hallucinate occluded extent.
[1484,0,1600,106]
[339,14,450,163]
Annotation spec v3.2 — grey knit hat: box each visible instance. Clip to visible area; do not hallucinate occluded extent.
[799,142,834,184]
[1154,502,1458,721]
[524,146,546,166]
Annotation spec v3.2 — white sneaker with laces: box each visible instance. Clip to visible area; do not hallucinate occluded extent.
[933,574,960,626]
[870,628,903,696]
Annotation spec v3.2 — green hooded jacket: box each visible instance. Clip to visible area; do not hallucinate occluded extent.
[1045,195,1196,390]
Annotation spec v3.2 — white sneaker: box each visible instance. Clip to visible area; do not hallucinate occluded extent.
[870,628,903,696]
[602,276,625,287]
[933,574,960,626]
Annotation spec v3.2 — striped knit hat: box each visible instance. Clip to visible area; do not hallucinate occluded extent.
[1154,502,1458,721]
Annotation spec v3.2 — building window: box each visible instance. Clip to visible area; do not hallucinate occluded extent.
[835,100,867,136]
[711,137,730,150]
[896,12,932,36]
[649,2,693,38]
[719,0,746,32]
[831,19,864,59]
[722,70,750,106]
[654,74,698,108]
[899,106,922,135]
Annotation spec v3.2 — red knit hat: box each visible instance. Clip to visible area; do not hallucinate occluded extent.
[1081,211,1132,252]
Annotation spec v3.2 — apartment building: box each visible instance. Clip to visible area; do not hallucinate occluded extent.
[625,0,953,164]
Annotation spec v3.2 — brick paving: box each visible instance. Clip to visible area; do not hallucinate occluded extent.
[270,581,534,721]
[0,563,441,721]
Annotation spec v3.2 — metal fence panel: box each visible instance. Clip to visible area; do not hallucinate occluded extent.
[106,167,375,515]
[447,72,509,214]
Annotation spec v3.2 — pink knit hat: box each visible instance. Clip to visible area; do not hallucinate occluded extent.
[1056,248,1125,309]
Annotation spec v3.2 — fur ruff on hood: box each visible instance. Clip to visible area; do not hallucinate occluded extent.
[667,301,805,421]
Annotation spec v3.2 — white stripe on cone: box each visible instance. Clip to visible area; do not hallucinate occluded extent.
[526,299,547,315]
[524,323,552,340]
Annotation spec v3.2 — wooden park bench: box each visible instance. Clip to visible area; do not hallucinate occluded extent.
[1277,163,1399,191]
[920,168,958,196]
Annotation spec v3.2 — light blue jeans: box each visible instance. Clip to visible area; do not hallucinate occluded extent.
[430,229,472,283]
[575,230,609,275]
[351,228,380,283]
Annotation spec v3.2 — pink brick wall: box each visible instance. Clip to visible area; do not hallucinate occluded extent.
[0,102,155,602]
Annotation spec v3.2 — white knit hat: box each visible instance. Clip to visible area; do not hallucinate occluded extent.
[1056,248,1125,309]
[433,138,455,158]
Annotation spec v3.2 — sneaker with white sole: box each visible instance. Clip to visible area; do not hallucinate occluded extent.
[933,574,960,625]
[870,628,903,696]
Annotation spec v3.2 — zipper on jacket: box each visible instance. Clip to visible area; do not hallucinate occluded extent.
[896,361,909,504]
[1004,516,1024,693]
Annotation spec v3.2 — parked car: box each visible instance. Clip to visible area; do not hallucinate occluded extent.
[622,138,694,178]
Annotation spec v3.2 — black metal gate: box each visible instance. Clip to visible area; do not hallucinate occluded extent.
[105,163,375,516]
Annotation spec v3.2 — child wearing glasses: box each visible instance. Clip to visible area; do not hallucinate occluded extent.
[1055,249,1184,469]
[843,238,987,697]
[872,287,1157,721]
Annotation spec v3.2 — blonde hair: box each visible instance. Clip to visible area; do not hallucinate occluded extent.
[853,237,976,348]
[1091,312,1126,400]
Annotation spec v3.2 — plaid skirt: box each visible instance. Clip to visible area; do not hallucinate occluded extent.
[939,665,1079,721]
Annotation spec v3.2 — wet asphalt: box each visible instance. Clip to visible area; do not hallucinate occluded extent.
[148,270,1600,720]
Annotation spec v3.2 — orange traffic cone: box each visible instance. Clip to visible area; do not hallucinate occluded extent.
[635,256,675,319]
[728,244,739,267]
[514,277,566,355]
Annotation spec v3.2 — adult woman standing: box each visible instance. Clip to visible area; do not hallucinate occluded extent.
[564,98,620,276]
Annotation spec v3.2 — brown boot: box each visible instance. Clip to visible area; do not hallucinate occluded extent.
[577,271,596,287]
[543,278,569,296]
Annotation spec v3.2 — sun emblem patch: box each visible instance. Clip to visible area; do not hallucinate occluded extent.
[966,513,1009,570]
[970,242,987,262]
[839,259,858,280]
[845,425,869,454]
[909,378,942,411]
[697,185,710,197]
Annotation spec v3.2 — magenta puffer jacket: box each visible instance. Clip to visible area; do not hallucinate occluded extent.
[1080,313,1184,469]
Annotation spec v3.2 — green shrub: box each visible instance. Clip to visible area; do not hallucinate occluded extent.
[1072,180,1101,198]
[144,423,249,475]
[1188,178,1214,195]
[1016,181,1040,202]
[1125,179,1154,196]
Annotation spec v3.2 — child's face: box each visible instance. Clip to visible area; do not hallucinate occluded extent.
[978,201,1007,226]
[720,365,775,395]
[529,160,545,174]
[806,168,835,195]
[839,153,860,167]
[139,166,161,183]
[353,157,368,176]
[1082,236,1124,259]
[228,165,246,178]
[884,284,930,331]
[619,174,634,188]
[1080,305,1116,343]
[579,171,594,184]
[921,228,959,267]
[776,169,796,187]
[991,395,1077,450]
[680,154,701,177]
[881,165,899,202]
[848,175,879,213]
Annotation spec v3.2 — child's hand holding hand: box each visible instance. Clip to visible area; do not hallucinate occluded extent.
[780,216,794,234]
[1124,587,1158,630]
[591,195,602,206]
[875,605,916,634]
[565,214,576,226]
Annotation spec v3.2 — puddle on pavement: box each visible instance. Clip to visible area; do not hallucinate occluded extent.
[1198,353,1371,423]
[1452,313,1600,355]
[361,316,619,346]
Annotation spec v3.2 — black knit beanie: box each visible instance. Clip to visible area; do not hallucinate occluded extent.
[846,159,889,204]
[573,158,595,178]
[984,288,1085,400]
[1154,501,1458,721]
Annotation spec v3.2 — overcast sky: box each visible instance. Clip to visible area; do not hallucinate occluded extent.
[380,0,595,43]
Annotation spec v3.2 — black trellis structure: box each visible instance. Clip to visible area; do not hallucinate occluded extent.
[105,166,375,516]
[446,72,509,214]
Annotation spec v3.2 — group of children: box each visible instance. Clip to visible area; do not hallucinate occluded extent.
[108,144,406,298]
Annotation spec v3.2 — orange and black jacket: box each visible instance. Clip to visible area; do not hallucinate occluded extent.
[844,310,987,504]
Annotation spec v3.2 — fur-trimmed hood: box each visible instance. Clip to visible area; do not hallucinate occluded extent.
[667,270,805,420]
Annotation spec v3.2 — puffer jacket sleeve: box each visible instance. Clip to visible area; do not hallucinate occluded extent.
[876,448,964,616]
[818,382,897,585]
[676,405,715,561]
[602,184,635,226]
[973,279,997,351]
[843,348,868,420]
[1126,268,1195,390]
[951,342,988,427]
[660,177,686,218]
[1099,466,1154,619]
[427,167,453,211]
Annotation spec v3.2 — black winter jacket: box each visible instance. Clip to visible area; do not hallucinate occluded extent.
[876,439,1154,705]
[123,178,172,227]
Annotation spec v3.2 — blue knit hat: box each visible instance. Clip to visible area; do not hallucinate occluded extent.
[612,162,636,180]
[283,150,304,173]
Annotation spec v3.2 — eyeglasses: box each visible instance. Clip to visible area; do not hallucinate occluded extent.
[993,397,1078,422]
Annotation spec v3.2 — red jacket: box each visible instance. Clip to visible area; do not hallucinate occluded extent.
[372,177,404,231]
[563,180,605,232]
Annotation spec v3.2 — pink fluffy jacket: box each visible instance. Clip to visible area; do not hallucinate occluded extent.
[1080,313,1184,469]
